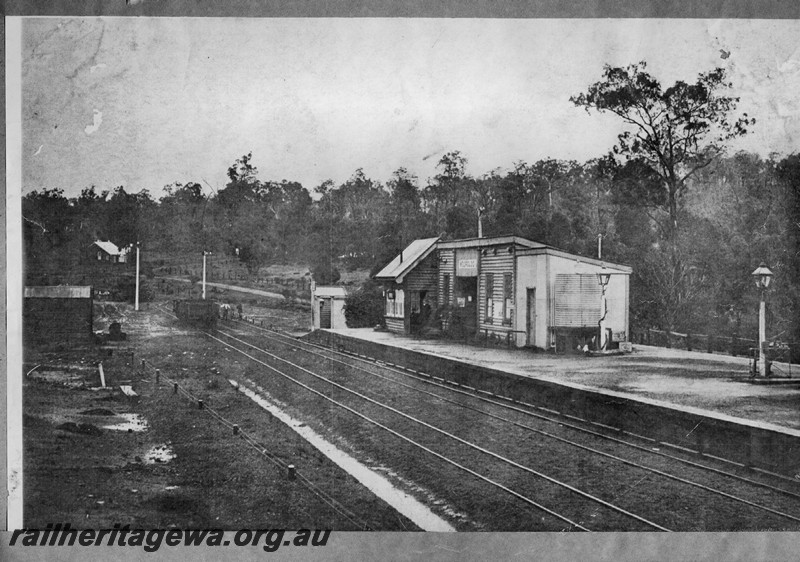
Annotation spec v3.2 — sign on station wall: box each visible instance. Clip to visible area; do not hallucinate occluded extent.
[455,249,478,277]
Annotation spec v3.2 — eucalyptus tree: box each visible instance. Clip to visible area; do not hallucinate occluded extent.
[571,61,754,240]
[572,61,754,332]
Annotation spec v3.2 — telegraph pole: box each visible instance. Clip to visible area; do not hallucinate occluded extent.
[597,233,603,260]
[134,242,141,311]
[202,251,210,300]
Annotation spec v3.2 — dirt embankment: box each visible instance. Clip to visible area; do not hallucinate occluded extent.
[23,301,418,530]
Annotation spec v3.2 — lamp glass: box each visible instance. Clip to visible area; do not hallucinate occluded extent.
[598,273,611,286]
[751,263,773,289]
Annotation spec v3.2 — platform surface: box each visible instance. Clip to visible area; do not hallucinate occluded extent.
[327,328,800,432]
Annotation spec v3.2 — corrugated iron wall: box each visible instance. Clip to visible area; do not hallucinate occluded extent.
[478,247,515,333]
[553,274,602,327]
[385,317,404,334]
[438,249,455,307]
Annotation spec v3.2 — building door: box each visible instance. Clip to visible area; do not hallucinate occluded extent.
[320,299,331,329]
[455,277,478,334]
[526,288,536,346]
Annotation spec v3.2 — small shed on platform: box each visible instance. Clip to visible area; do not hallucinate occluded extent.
[311,285,348,330]
[24,286,94,348]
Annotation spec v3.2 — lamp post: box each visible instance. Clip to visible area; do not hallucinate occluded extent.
[751,262,773,377]
[598,269,611,350]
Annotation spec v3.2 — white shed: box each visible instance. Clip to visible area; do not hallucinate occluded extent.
[514,247,631,351]
[311,285,348,330]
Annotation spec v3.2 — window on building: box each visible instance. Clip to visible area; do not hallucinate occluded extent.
[385,288,405,318]
[503,272,513,325]
[485,273,494,323]
[443,274,450,306]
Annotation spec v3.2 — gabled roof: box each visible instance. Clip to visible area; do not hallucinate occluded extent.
[314,286,348,297]
[92,240,120,256]
[436,235,547,250]
[373,237,439,283]
[25,286,92,298]
[516,247,632,274]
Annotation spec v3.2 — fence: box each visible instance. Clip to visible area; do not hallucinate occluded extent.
[631,328,800,364]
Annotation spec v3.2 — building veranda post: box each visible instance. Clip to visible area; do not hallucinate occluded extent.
[375,236,631,351]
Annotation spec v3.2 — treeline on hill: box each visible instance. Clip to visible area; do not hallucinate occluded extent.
[22,150,800,343]
[21,62,800,345]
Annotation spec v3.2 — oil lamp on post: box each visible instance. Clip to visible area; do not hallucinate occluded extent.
[751,262,773,377]
[598,269,611,350]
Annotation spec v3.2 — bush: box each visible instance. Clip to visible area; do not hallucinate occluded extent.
[114,276,154,303]
[344,279,384,328]
[311,262,341,285]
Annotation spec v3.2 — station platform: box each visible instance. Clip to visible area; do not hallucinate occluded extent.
[326,328,800,433]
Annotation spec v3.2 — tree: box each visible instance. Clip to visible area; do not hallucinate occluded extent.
[571,61,754,240]
[776,154,800,343]
[375,168,428,269]
[572,62,755,332]
[424,151,474,235]
[226,152,259,184]
[343,279,384,328]
[310,261,340,285]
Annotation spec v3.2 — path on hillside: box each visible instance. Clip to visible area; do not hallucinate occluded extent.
[158,276,285,300]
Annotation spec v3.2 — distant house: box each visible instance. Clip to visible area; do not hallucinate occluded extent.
[90,240,123,263]
[311,285,348,330]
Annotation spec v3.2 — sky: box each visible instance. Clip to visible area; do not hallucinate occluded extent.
[16,17,800,199]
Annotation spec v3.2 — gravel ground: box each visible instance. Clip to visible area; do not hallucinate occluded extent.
[22,300,419,531]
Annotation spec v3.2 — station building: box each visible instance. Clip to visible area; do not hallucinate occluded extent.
[374,236,631,351]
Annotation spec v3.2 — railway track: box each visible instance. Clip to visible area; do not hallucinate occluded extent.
[202,318,800,531]
[231,321,800,492]
[159,305,800,530]
[208,328,665,531]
